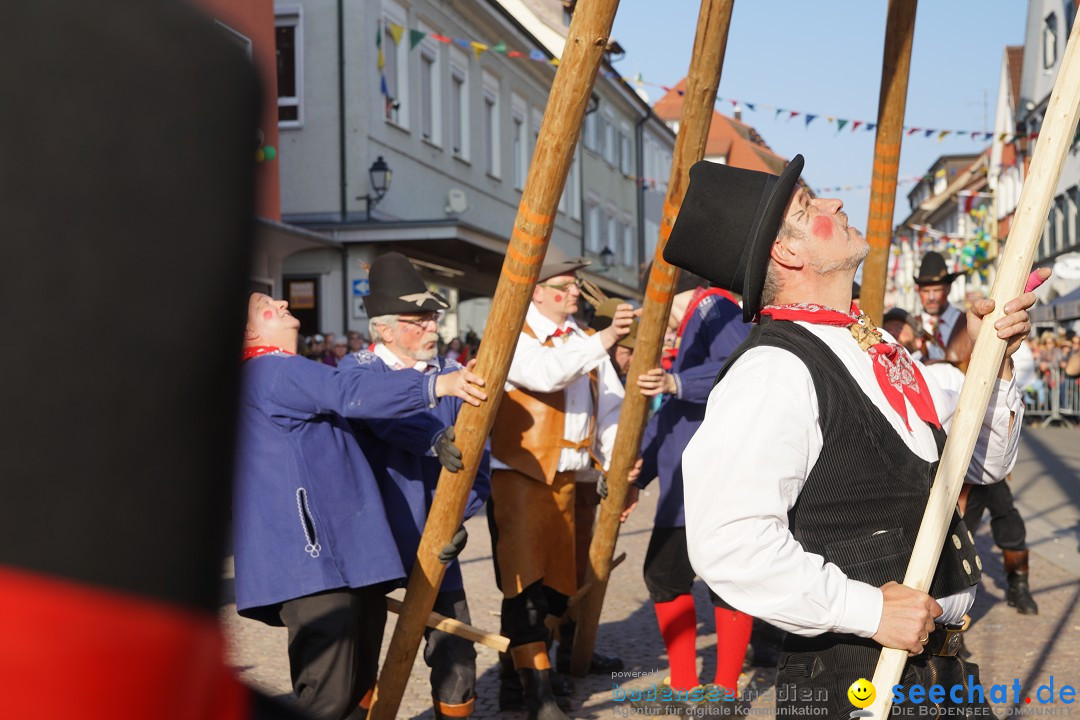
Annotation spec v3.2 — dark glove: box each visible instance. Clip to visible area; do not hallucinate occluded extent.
[435,427,463,473]
[438,525,468,563]
[597,474,608,500]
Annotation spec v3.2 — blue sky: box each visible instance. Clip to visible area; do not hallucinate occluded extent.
[611,0,1027,228]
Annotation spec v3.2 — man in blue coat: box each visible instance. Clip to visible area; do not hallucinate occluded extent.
[339,252,492,719]
[234,291,486,720]
[633,271,752,707]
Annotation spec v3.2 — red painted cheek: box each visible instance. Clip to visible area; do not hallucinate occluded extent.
[553,294,563,302]
[262,310,274,320]
[812,216,833,240]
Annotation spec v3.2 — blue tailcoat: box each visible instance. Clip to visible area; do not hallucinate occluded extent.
[233,353,443,624]
[637,293,750,527]
[339,350,491,592]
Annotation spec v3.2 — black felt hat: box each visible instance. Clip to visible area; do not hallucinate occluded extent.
[914,251,965,285]
[663,155,804,321]
[364,252,450,316]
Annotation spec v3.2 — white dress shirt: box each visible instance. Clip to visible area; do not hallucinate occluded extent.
[922,304,963,362]
[683,322,1023,639]
[491,303,624,473]
[373,342,436,374]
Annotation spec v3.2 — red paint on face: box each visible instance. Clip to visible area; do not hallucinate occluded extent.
[263,310,274,320]
[812,216,833,241]
[553,293,564,303]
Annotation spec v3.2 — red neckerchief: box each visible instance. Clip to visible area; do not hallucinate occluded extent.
[241,345,295,362]
[551,326,571,338]
[759,302,941,431]
[663,287,738,370]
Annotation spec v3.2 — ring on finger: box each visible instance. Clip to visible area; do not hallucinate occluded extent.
[921,633,929,644]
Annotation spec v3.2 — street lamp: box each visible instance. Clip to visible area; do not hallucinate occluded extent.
[599,246,615,269]
[358,156,393,219]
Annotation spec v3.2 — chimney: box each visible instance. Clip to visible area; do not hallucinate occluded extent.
[733,105,741,122]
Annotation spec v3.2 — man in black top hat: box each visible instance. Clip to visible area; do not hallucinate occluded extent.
[664,156,1041,715]
[915,251,969,363]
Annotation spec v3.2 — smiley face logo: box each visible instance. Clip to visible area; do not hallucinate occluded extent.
[847,678,875,708]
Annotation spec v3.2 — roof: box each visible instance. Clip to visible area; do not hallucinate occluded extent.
[653,78,791,176]
[1006,45,1023,108]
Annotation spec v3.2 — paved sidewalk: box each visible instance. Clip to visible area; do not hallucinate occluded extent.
[221,427,1080,718]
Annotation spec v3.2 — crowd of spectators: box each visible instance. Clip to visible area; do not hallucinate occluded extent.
[297,328,482,368]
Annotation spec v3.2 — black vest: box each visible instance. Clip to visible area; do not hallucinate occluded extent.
[716,319,981,598]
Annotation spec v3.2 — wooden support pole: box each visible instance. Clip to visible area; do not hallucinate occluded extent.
[384,597,510,653]
[860,0,918,326]
[367,2,621,716]
[868,16,1080,719]
[569,0,735,678]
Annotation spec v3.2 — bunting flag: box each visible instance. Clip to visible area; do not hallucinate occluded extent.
[744,102,755,111]
[376,20,384,71]
[852,120,862,132]
[938,130,951,142]
[409,29,425,50]
[804,114,817,127]
[492,41,507,54]
[789,110,800,120]
[774,108,783,120]
[471,41,488,60]
[836,119,849,132]
[388,22,405,47]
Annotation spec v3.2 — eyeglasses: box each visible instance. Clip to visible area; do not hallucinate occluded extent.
[397,311,443,329]
[538,278,582,293]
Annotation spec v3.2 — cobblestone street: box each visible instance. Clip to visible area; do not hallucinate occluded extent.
[221,427,1080,718]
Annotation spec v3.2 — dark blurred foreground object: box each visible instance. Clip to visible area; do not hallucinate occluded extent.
[0,1,304,717]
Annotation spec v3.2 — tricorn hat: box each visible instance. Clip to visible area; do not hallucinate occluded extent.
[914,251,965,285]
[590,297,638,350]
[663,155,804,321]
[364,252,449,316]
[539,244,590,282]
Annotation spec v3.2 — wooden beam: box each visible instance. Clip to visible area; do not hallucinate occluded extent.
[859,0,918,325]
[384,597,510,653]
[367,2,623,716]
[569,0,735,678]
[868,14,1080,719]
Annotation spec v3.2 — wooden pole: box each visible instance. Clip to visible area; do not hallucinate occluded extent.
[367,2,622,716]
[859,0,918,326]
[384,597,510,653]
[867,16,1080,719]
[569,0,735,677]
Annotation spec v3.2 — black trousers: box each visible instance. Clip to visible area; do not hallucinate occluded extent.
[643,525,732,609]
[778,634,993,717]
[499,579,569,649]
[426,589,477,704]
[963,481,1027,551]
[278,586,386,720]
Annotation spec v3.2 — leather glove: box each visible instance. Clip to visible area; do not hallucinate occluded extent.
[597,474,608,500]
[435,427,463,473]
[438,525,468,563]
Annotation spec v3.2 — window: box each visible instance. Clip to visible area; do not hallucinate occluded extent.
[585,199,602,252]
[512,95,527,190]
[603,112,616,165]
[624,220,635,267]
[645,219,660,263]
[560,144,581,218]
[382,1,408,127]
[1069,186,1080,249]
[419,43,440,144]
[450,50,469,159]
[275,9,302,127]
[584,112,597,152]
[606,210,617,257]
[619,123,633,175]
[1044,12,1058,70]
[482,72,500,178]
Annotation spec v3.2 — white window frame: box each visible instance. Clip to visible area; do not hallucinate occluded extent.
[584,112,597,153]
[605,208,617,256]
[275,8,303,129]
[603,110,616,166]
[1044,12,1058,71]
[449,48,469,161]
[619,122,633,175]
[620,215,635,267]
[482,71,501,179]
[382,0,409,129]
[418,27,441,146]
[585,196,602,253]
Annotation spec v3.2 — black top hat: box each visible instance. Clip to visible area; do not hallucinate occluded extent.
[914,251,965,285]
[539,244,590,282]
[663,155,804,321]
[364,252,450,316]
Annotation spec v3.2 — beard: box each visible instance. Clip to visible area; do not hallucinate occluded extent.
[809,227,869,275]
[402,332,439,362]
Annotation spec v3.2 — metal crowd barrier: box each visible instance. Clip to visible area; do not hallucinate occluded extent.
[1021,365,1080,426]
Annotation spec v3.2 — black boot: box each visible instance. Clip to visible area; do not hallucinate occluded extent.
[1004,549,1038,615]
[518,668,570,720]
[499,652,572,712]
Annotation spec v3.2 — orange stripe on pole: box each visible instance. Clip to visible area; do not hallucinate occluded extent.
[520,204,553,226]
[511,226,547,248]
[646,284,673,305]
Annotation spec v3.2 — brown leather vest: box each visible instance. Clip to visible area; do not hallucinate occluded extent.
[491,323,599,484]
